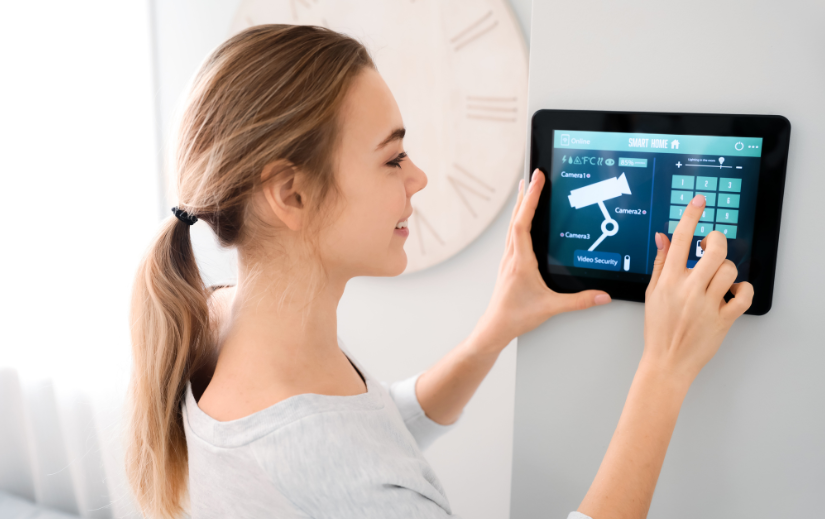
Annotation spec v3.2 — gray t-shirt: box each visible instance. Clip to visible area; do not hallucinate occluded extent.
[182,336,590,519]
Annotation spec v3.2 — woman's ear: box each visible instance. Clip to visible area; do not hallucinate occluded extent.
[261,160,306,231]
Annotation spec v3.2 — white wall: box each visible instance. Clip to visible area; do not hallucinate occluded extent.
[152,1,533,518]
[512,1,825,518]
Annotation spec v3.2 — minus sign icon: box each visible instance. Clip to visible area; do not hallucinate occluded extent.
[736,166,742,169]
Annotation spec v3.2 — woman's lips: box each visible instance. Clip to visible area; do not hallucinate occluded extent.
[394,219,409,237]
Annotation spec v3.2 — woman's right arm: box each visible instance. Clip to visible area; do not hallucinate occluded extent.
[577,193,754,519]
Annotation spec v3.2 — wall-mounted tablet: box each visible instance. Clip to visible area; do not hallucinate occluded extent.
[530,110,791,315]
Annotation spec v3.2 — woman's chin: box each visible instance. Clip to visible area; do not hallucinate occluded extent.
[385,251,408,277]
[356,248,407,277]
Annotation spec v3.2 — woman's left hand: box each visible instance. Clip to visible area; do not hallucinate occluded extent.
[416,169,610,423]
[476,169,611,350]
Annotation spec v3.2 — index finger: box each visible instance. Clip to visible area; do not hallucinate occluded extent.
[664,194,706,276]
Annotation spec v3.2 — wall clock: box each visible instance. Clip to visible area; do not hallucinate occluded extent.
[231,0,528,274]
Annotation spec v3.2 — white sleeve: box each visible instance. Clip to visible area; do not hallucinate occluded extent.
[567,512,592,519]
[381,371,462,451]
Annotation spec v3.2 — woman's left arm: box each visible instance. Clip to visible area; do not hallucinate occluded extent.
[415,170,612,425]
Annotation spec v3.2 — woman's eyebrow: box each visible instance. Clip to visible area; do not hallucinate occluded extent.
[375,127,406,151]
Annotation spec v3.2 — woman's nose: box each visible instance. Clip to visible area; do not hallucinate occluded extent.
[407,160,427,195]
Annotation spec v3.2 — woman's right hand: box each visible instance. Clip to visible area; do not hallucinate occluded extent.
[578,193,754,519]
[642,193,754,382]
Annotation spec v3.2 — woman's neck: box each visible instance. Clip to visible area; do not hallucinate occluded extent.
[231,260,343,356]
[197,253,364,419]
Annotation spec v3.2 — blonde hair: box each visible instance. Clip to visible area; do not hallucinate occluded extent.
[125,25,375,518]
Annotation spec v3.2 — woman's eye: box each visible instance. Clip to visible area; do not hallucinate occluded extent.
[387,152,407,169]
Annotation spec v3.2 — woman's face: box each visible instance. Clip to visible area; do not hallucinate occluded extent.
[319,68,427,278]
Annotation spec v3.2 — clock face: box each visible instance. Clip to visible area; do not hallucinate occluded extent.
[231,0,528,273]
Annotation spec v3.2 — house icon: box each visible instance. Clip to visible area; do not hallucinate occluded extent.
[671,140,680,150]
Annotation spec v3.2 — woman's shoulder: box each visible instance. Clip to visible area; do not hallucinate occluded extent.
[183,375,386,449]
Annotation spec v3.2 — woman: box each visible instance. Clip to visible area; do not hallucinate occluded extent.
[125,25,752,519]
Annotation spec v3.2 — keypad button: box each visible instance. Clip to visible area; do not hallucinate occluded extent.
[669,205,687,219]
[697,191,716,206]
[668,220,679,234]
[719,178,742,192]
[672,175,695,190]
[718,194,740,208]
[696,176,718,191]
[715,224,738,239]
[694,223,713,237]
[700,208,716,222]
[670,190,694,204]
[716,209,739,224]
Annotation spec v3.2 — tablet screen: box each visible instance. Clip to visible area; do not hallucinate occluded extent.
[547,130,763,281]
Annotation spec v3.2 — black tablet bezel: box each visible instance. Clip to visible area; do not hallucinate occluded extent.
[529,109,791,315]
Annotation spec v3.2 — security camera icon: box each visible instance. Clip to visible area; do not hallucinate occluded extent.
[568,173,632,251]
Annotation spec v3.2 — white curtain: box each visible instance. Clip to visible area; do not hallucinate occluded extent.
[0,370,141,518]
[0,0,160,517]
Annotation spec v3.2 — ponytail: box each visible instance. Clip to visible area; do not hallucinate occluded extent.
[125,216,209,519]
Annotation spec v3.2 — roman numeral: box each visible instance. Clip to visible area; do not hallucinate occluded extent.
[450,11,498,51]
[466,96,518,123]
[411,207,444,256]
[448,164,495,218]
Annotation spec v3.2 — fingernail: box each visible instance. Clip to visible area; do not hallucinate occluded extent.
[691,194,705,207]
[655,232,663,250]
[519,179,524,191]
[594,294,611,305]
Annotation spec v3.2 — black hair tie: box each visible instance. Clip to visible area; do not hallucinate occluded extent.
[172,207,198,226]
